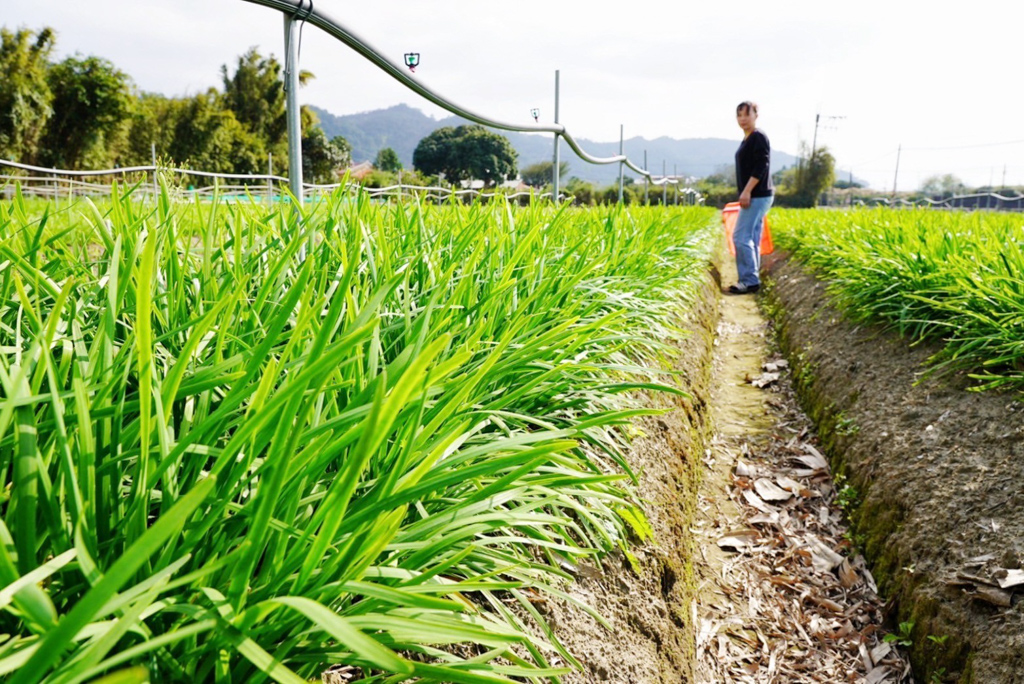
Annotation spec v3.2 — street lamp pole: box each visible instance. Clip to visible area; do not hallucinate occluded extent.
[644,150,649,205]
[662,160,667,205]
[618,124,624,204]
[552,70,560,203]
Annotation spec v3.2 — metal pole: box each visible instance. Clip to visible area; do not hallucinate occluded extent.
[283,14,304,204]
[267,153,273,205]
[151,142,158,201]
[892,143,901,197]
[552,70,560,203]
[617,124,624,203]
[662,160,667,205]
[811,113,820,158]
[644,150,649,205]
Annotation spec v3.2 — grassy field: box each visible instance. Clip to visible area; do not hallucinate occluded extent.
[0,185,716,683]
[771,207,1024,391]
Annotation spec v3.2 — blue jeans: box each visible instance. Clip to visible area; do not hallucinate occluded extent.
[733,195,773,287]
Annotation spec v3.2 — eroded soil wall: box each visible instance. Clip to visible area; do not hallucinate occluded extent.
[542,269,720,683]
[763,255,1024,683]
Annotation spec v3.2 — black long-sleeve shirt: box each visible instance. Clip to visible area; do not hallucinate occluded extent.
[735,130,774,197]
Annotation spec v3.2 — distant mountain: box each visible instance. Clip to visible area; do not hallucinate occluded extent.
[311,103,804,186]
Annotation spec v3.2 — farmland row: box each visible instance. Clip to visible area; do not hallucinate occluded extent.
[0,187,715,682]
[771,208,1024,391]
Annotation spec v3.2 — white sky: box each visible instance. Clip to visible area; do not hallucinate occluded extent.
[3,0,1023,190]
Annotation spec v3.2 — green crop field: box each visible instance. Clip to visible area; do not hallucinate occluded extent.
[0,185,715,683]
[771,208,1024,391]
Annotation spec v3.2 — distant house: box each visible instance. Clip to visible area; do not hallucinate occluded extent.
[459,178,529,191]
[341,161,374,181]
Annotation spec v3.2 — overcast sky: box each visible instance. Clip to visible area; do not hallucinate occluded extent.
[4,0,1023,190]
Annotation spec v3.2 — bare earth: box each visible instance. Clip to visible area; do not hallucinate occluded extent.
[763,254,1024,683]
[693,256,909,683]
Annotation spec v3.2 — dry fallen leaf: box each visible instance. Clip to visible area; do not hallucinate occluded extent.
[798,444,830,471]
[967,553,997,565]
[718,528,761,550]
[865,665,892,684]
[838,559,860,588]
[859,642,874,671]
[996,569,1024,590]
[870,641,892,665]
[776,476,805,496]
[750,371,781,388]
[322,664,359,684]
[971,586,1012,608]
[743,489,777,514]
[755,478,794,502]
[749,513,780,526]
[806,534,845,573]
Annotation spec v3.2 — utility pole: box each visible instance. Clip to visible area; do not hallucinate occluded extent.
[892,144,902,197]
[811,114,820,158]
[674,164,678,205]
[811,112,845,159]
[644,150,649,205]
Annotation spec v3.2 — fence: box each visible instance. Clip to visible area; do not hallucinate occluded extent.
[0,158,708,206]
[853,192,1024,211]
[0,158,562,203]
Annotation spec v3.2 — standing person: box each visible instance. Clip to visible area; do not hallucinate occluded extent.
[728,101,774,294]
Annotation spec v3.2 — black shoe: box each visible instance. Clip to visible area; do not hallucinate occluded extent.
[727,283,760,295]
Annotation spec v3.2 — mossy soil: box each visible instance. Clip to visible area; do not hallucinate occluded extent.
[539,267,720,683]
[762,254,1024,683]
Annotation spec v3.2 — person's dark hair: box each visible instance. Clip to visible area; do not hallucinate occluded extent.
[736,101,758,115]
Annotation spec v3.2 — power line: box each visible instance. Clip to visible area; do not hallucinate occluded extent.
[902,138,1024,152]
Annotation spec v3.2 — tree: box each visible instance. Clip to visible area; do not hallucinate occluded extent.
[38,54,133,169]
[374,147,402,172]
[919,174,964,198]
[783,144,835,207]
[706,163,737,188]
[166,90,265,175]
[413,125,518,186]
[122,92,174,165]
[331,136,353,166]
[222,48,284,151]
[221,48,314,161]
[0,27,55,163]
[303,127,351,184]
[565,177,596,205]
[520,160,569,188]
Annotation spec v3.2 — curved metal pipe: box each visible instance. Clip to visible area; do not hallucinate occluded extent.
[239,0,659,177]
[0,159,155,177]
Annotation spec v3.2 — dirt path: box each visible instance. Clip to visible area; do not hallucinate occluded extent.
[693,256,911,683]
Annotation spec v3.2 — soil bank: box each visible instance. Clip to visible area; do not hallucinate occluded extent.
[538,270,720,682]
[763,254,1024,683]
